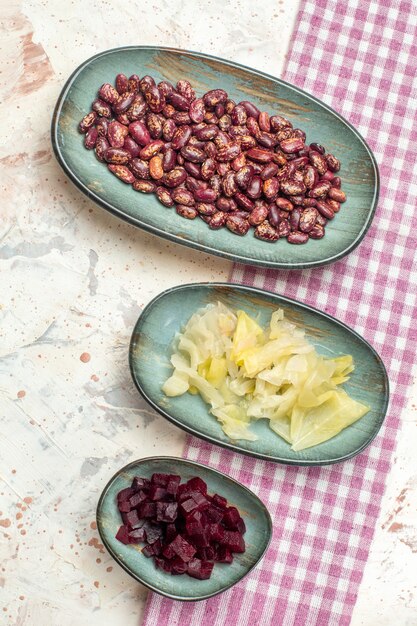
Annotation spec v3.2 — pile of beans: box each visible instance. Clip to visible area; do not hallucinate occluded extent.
[78,74,346,244]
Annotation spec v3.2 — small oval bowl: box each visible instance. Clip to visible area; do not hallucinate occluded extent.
[96,456,272,601]
[51,46,379,269]
[129,283,389,466]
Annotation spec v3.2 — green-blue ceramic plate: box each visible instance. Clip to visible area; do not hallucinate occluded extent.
[96,456,272,600]
[51,46,379,269]
[129,283,389,465]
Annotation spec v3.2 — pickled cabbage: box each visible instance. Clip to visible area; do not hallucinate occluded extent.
[162,303,369,451]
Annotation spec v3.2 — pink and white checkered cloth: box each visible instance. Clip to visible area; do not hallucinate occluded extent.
[143,1,417,624]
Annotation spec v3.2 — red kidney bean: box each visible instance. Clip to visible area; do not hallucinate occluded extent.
[246,148,273,163]
[128,121,150,146]
[268,204,281,228]
[275,197,293,211]
[108,164,136,183]
[246,176,263,200]
[123,136,140,158]
[193,187,217,203]
[196,202,217,216]
[257,132,277,149]
[248,201,269,226]
[235,192,254,212]
[84,126,98,149]
[92,99,112,117]
[240,100,260,119]
[261,162,279,180]
[99,83,120,105]
[128,74,140,92]
[270,115,292,130]
[299,207,318,233]
[189,98,206,123]
[172,188,195,206]
[263,177,279,200]
[332,176,342,189]
[287,231,309,244]
[171,125,192,150]
[209,211,227,229]
[130,158,150,179]
[328,187,346,202]
[95,136,109,162]
[280,179,306,196]
[104,147,130,164]
[115,73,129,94]
[258,112,271,132]
[309,224,325,239]
[316,201,335,220]
[162,148,177,172]
[309,142,325,154]
[321,169,335,182]
[226,214,250,235]
[156,186,174,207]
[222,171,238,197]
[289,207,301,231]
[79,111,97,133]
[255,221,279,241]
[278,219,291,237]
[309,180,332,198]
[184,161,201,178]
[176,204,198,219]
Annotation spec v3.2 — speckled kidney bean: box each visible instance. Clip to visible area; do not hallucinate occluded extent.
[320,169,335,182]
[169,92,191,111]
[127,95,147,121]
[328,187,346,202]
[257,132,277,149]
[204,111,218,125]
[204,142,217,159]
[99,83,120,105]
[249,201,269,226]
[115,112,130,125]
[287,231,309,244]
[123,136,140,158]
[186,177,204,193]
[270,114,292,130]
[79,111,97,133]
[158,80,174,98]
[309,180,332,198]
[104,147,130,163]
[176,79,195,102]
[218,114,232,131]
[280,137,305,153]
[231,104,247,126]
[258,112,270,132]
[309,142,325,154]
[84,126,98,149]
[278,219,291,237]
[326,154,340,172]
[230,153,245,171]
[132,179,156,193]
[216,142,241,162]
[149,155,164,180]
[299,207,318,233]
[196,202,217,216]
[193,187,217,203]
[187,136,206,150]
[183,162,200,179]
[255,221,279,241]
[95,136,109,162]
[161,118,175,142]
[226,214,250,235]
[245,148,273,163]
[189,98,206,123]
[163,167,187,188]
[176,204,198,219]
[170,125,191,150]
[209,211,227,229]
[180,145,206,163]
[145,85,164,113]
[290,195,306,206]
[327,199,340,213]
[139,75,155,94]
[145,113,162,139]
[275,197,293,211]
[260,162,279,180]
[127,121,150,146]
[309,150,328,175]
[113,91,136,114]
[234,192,254,212]
[200,158,216,180]
[216,161,230,176]
[92,99,112,117]
[130,158,150,179]
[222,171,238,197]
[95,117,109,137]
[203,89,228,108]
[302,197,317,207]
[235,164,254,190]
[289,207,301,231]
[128,74,140,92]
[172,111,191,125]
[316,201,335,220]
[246,176,263,200]
[303,165,319,189]
[172,188,195,206]
[162,104,175,118]
[115,73,129,94]
[195,125,219,141]
[263,177,279,200]
[215,103,225,117]
[139,140,164,160]
[108,164,136,183]
[309,224,325,239]
[315,212,327,226]
[160,147,175,172]
[156,186,174,207]
[239,135,257,150]
[215,196,234,212]
[280,179,306,196]
[268,204,281,228]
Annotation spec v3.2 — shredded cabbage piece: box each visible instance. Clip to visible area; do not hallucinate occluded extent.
[162,302,369,451]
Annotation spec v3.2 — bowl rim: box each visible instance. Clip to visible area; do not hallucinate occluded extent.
[96,455,273,601]
[128,281,390,466]
[51,45,380,270]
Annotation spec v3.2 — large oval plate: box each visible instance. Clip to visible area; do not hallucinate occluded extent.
[96,456,272,601]
[52,46,379,269]
[129,283,389,465]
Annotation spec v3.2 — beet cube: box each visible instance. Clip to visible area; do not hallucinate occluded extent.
[129,490,148,508]
[156,501,178,523]
[143,522,163,544]
[138,501,156,518]
[186,477,207,495]
[190,491,209,509]
[115,525,130,545]
[117,487,135,503]
[149,485,168,501]
[132,476,150,491]
[151,473,170,487]
[165,523,177,542]
[223,507,244,531]
[166,475,181,496]
[142,544,154,558]
[118,499,133,513]
[222,530,245,553]
[169,534,196,563]
[171,557,187,575]
[197,546,215,561]
[236,518,246,534]
[206,505,224,523]
[126,509,142,530]
[187,558,214,580]
[155,557,172,572]
[128,527,146,543]
[188,529,209,548]
[212,493,228,509]
[179,498,199,516]
[215,546,233,563]
[163,543,175,559]
[208,523,224,542]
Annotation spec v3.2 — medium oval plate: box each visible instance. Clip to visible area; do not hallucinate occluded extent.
[52,46,379,269]
[129,283,389,465]
[96,456,272,601]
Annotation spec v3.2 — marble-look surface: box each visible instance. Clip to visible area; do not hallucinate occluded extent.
[0,1,415,625]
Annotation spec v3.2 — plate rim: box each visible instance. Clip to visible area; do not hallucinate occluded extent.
[96,455,273,601]
[51,45,380,270]
[128,282,390,466]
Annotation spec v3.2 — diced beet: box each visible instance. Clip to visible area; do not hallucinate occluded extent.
[154,556,172,572]
[205,505,224,523]
[151,538,162,555]
[171,557,187,575]
[115,525,130,545]
[215,546,233,563]
[128,527,147,543]
[169,534,196,563]
[142,544,154,558]
[149,485,168,501]
[186,477,207,495]
[129,490,148,508]
[143,522,163,544]
[118,499,133,513]
[162,543,176,559]
[156,501,178,523]
[187,558,214,580]
[222,507,245,532]
[197,546,215,561]
[117,487,135,503]
[221,530,245,553]
[207,523,224,542]
[190,491,209,509]
[179,498,199,516]
[138,501,156,518]
[165,523,177,542]
[212,493,228,509]
[236,518,246,534]
[166,475,181,496]
[188,529,209,548]
[126,509,142,529]
[185,518,203,536]
[132,476,150,491]
[151,473,170,487]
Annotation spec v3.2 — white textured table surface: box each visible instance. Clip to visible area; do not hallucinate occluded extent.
[1,1,416,625]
